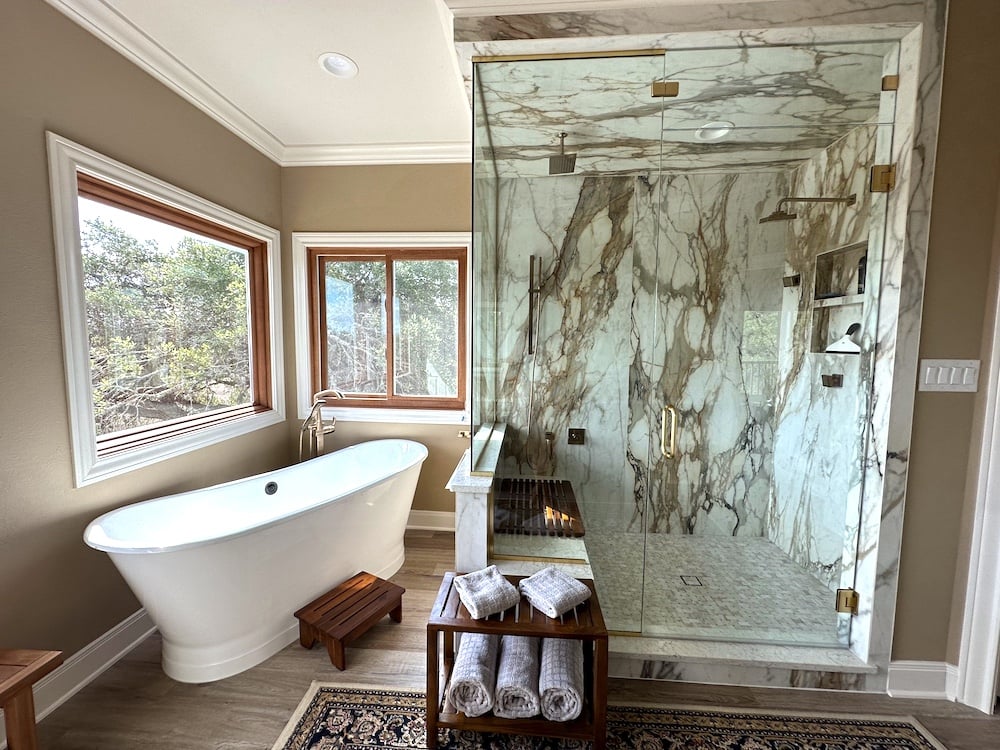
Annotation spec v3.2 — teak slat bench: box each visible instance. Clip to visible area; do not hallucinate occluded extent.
[0,649,63,750]
[294,571,405,670]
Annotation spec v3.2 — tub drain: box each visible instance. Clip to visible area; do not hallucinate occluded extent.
[264,481,278,495]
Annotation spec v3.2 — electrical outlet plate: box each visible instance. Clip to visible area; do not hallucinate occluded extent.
[567,428,585,445]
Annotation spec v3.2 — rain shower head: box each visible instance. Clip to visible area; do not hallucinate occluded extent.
[759,193,856,224]
[759,208,798,223]
[548,132,577,175]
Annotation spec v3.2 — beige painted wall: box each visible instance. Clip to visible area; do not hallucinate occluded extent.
[0,0,286,655]
[894,0,1000,662]
[280,165,473,514]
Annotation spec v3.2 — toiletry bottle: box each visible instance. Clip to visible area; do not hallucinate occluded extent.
[857,255,867,294]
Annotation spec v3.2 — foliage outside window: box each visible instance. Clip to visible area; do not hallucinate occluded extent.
[80,191,255,437]
[309,247,466,410]
[47,133,283,486]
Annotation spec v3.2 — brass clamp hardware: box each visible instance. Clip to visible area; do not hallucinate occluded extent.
[836,588,860,615]
[651,80,679,98]
[870,164,897,193]
[821,374,844,388]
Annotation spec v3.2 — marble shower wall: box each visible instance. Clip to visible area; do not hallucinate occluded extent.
[638,171,788,537]
[493,170,789,536]
[493,174,639,532]
[768,124,882,592]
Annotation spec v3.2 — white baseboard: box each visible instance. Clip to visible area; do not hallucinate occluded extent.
[887,660,959,701]
[0,609,156,750]
[407,509,455,532]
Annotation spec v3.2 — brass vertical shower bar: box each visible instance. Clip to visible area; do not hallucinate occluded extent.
[527,255,542,355]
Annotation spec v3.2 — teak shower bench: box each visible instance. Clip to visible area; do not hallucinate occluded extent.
[294,571,404,670]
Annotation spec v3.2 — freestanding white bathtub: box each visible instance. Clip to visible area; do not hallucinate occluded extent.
[84,438,428,683]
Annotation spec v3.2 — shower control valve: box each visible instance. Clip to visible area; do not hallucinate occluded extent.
[567,428,586,445]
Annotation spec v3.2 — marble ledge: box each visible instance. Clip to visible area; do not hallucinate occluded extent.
[608,635,877,674]
[446,449,494,493]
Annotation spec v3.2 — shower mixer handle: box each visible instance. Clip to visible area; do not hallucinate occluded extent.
[661,405,677,459]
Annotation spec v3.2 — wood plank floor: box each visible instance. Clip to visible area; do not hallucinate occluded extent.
[34,531,1000,749]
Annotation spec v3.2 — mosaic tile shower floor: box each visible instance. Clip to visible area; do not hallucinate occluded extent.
[584,534,842,646]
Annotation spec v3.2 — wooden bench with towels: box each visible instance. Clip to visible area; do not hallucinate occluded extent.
[294,571,405,670]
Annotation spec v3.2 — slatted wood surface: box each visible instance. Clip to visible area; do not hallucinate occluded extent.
[1,649,63,750]
[492,477,585,537]
[294,572,404,670]
[425,572,608,750]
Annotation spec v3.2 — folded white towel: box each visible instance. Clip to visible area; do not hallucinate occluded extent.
[518,566,591,618]
[447,632,499,717]
[539,638,584,722]
[494,635,540,719]
[453,565,520,619]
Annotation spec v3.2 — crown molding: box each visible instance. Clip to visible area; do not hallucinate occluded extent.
[281,141,472,167]
[44,0,473,167]
[44,0,286,162]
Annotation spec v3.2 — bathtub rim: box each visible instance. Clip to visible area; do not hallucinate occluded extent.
[83,438,428,555]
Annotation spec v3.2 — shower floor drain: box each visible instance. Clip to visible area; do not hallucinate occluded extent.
[680,575,703,586]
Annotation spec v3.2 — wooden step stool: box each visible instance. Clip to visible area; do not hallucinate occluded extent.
[294,571,405,670]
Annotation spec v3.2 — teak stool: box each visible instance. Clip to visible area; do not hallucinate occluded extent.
[294,571,404,670]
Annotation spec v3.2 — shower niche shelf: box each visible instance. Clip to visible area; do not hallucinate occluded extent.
[810,241,868,353]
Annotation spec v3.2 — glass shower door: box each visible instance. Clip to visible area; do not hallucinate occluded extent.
[640,41,899,646]
[470,53,668,634]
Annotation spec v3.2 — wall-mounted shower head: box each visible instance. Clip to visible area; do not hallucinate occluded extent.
[759,208,798,223]
[759,193,856,224]
[548,132,577,175]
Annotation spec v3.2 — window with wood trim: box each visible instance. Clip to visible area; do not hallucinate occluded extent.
[76,173,273,455]
[308,246,466,409]
[47,132,284,486]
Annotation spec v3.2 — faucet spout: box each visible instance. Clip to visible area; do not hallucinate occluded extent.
[298,389,345,461]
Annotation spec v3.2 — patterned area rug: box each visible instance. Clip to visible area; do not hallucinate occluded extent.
[272,683,946,750]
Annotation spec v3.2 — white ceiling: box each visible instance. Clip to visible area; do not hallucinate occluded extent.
[44,0,474,166]
[42,0,790,167]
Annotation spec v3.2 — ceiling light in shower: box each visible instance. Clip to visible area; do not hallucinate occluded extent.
[318,52,359,79]
[695,121,735,141]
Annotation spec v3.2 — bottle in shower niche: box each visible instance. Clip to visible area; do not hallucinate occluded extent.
[857,254,867,294]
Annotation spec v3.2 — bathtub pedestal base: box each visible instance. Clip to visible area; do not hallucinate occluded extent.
[294,571,405,670]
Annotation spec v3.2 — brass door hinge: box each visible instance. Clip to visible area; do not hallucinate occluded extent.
[870,164,897,193]
[836,588,860,615]
[882,74,900,91]
[651,80,679,97]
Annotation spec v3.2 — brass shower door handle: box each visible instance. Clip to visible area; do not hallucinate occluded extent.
[661,405,677,459]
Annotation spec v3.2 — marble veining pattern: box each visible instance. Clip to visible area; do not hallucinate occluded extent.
[473,42,896,176]
[463,0,945,692]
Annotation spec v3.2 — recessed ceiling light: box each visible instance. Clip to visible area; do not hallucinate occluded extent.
[695,121,735,141]
[318,52,359,79]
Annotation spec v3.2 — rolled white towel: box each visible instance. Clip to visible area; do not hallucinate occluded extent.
[518,566,591,618]
[446,632,499,717]
[494,635,540,719]
[453,565,520,619]
[539,638,584,722]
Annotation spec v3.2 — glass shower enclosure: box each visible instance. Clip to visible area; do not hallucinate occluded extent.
[471,40,898,648]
